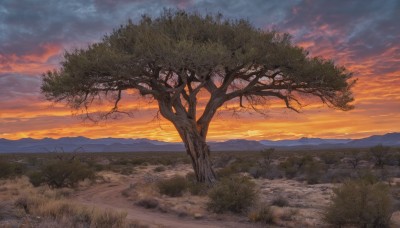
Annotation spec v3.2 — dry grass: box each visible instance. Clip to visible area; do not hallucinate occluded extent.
[0,177,143,228]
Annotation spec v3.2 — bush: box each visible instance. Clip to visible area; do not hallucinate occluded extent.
[0,160,26,179]
[324,179,393,227]
[248,205,274,224]
[271,195,289,207]
[157,175,187,197]
[320,152,340,165]
[185,172,209,196]
[28,160,95,188]
[207,175,258,213]
[28,171,44,187]
[136,198,159,209]
[370,144,390,168]
[153,166,166,172]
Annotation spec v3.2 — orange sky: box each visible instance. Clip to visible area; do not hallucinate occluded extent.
[0,1,399,142]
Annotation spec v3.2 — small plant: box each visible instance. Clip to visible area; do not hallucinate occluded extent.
[91,209,127,228]
[207,175,258,213]
[153,166,166,172]
[136,198,159,209]
[324,179,393,227]
[157,175,188,197]
[248,205,275,224]
[271,195,289,207]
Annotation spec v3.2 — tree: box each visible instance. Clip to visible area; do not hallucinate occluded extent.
[370,144,390,168]
[41,10,355,184]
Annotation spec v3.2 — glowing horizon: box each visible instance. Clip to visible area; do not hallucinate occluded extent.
[0,0,399,142]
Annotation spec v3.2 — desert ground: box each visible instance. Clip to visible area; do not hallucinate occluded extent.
[1,148,400,227]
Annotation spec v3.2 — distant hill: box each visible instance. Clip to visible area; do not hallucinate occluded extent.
[0,133,399,153]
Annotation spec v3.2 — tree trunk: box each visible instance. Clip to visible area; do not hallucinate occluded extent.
[180,126,216,184]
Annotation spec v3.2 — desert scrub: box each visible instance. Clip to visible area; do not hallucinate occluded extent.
[248,205,275,224]
[324,179,393,227]
[271,195,289,207]
[153,166,166,172]
[28,159,95,188]
[157,175,188,197]
[14,195,128,227]
[0,160,26,179]
[207,175,258,213]
[186,172,209,196]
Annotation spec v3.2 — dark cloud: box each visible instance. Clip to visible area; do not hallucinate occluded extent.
[279,0,400,62]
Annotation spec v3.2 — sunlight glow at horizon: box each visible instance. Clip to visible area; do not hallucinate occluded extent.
[0,0,399,141]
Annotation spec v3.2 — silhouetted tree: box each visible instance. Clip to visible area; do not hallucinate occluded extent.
[41,10,355,184]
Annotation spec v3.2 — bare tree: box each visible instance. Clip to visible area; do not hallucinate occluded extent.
[41,10,355,184]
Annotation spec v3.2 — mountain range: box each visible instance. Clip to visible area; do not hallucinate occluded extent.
[0,133,399,153]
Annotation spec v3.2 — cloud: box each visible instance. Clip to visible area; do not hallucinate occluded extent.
[0,0,399,140]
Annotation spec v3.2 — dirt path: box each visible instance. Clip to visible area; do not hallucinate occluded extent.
[74,176,259,228]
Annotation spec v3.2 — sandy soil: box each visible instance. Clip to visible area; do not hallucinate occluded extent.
[71,164,400,227]
[74,166,261,228]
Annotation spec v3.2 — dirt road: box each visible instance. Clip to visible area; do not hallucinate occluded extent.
[74,176,259,228]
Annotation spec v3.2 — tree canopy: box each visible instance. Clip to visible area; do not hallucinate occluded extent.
[41,10,355,183]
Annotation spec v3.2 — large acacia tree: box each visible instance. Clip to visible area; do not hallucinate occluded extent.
[42,11,355,184]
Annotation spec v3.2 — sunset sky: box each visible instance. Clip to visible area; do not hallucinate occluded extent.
[0,0,399,142]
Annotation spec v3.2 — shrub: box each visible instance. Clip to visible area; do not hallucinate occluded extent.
[92,209,127,228]
[248,205,274,224]
[347,150,362,169]
[153,166,166,172]
[324,179,393,227]
[320,152,340,165]
[271,195,289,207]
[185,172,208,196]
[370,144,390,168]
[207,175,258,213]
[136,198,159,209]
[260,148,275,166]
[28,171,44,187]
[28,160,95,188]
[157,175,188,197]
[248,166,268,179]
[0,160,26,179]
[304,160,324,184]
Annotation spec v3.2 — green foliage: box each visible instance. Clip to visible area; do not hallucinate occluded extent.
[28,171,44,187]
[42,10,354,120]
[207,175,258,213]
[0,160,26,179]
[28,160,95,188]
[157,175,188,197]
[185,172,209,196]
[324,180,393,227]
[279,155,311,178]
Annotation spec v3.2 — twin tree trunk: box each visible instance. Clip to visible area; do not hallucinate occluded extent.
[175,121,216,184]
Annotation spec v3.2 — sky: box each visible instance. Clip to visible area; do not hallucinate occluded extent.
[0,0,399,142]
